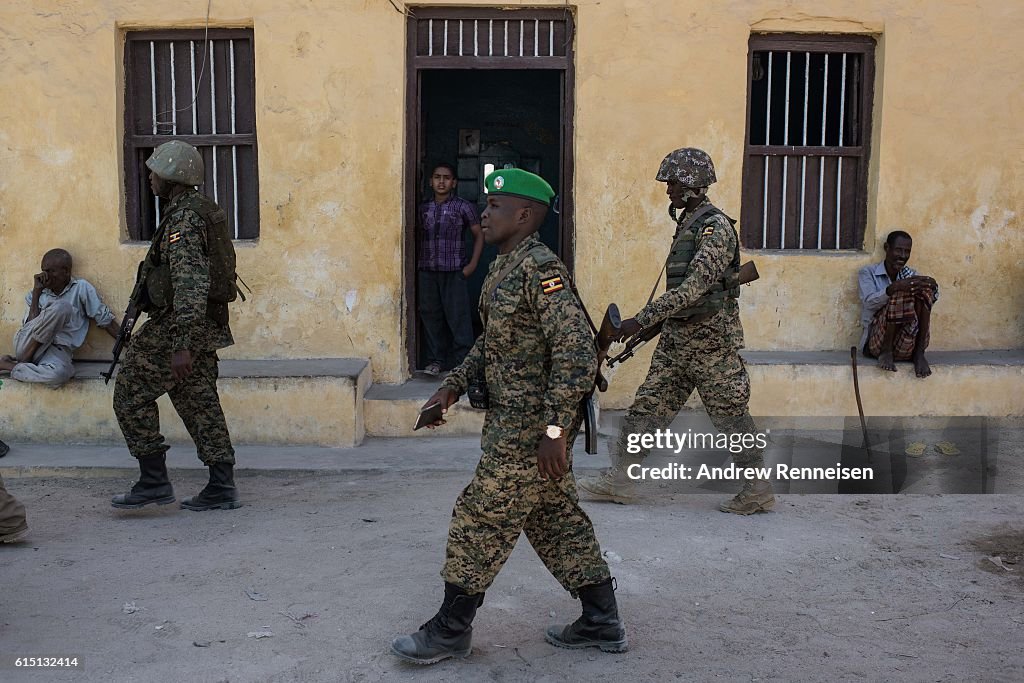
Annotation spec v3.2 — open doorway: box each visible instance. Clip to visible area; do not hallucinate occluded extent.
[404,8,576,375]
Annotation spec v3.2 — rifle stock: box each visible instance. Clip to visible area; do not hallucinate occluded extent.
[606,260,760,370]
[594,303,621,392]
[102,261,148,384]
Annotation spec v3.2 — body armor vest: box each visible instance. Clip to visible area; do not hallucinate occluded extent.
[665,203,741,319]
[144,191,238,325]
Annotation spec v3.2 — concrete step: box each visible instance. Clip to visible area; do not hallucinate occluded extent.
[361,350,1024,437]
[363,375,485,437]
[0,359,371,447]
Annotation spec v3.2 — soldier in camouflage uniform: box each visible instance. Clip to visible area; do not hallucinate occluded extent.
[111,140,241,512]
[391,169,627,665]
[578,148,775,515]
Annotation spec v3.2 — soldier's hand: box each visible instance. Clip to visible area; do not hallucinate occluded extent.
[537,435,568,480]
[615,318,643,342]
[423,387,458,429]
[171,349,194,381]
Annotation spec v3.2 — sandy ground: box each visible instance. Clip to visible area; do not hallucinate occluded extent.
[1,460,1023,683]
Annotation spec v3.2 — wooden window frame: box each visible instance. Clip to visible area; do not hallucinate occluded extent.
[123,28,259,242]
[740,33,875,251]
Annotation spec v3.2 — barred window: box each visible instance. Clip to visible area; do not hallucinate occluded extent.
[123,29,259,241]
[741,34,875,250]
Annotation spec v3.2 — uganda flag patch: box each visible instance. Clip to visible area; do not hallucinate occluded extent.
[701,225,715,237]
[169,231,182,244]
[541,276,564,295]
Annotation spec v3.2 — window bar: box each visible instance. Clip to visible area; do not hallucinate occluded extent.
[170,43,177,134]
[150,41,157,135]
[474,20,478,57]
[817,53,829,249]
[230,39,239,238]
[428,19,433,56]
[549,20,554,56]
[762,51,772,248]
[443,20,448,56]
[488,20,493,56]
[799,51,809,248]
[780,51,791,246]
[190,41,197,134]
[458,20,463,57]
[835,53,847,248]
[534,19,539,56]
[504,20,508,57]
[519,20,524,57]
[210,40,218,203]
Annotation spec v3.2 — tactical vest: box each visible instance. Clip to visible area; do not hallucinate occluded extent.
[665,203,741,319]
[144,191,239,325]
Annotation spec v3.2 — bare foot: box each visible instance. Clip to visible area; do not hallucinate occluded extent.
[913,354,931,378]
[877,350,897,372]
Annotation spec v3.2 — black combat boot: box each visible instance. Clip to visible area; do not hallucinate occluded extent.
[391,582,484,664]
[111,454,175,509]
[545,577,628,652]
[180,463,242,511]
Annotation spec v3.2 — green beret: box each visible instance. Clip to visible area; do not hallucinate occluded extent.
[484,168,555,206]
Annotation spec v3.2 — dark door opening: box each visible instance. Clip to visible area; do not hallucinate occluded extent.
[411,69,566,372]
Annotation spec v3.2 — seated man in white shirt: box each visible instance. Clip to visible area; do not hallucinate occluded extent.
[0,249,120,387]
[857,231,938,378]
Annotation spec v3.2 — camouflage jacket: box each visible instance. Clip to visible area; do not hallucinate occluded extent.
[636,199,743,345]
[149,189,234,352]
[443,235,597,432]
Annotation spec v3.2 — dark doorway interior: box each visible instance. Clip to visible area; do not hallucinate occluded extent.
[414,69,563,370]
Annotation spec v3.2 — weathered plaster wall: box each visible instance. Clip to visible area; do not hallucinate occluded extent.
[0,0,407,380]
[1,1,1021,401]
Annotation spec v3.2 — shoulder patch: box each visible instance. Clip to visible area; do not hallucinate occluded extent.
[701,225,716,237]
[169,231,182,244]
[540,275,564,295]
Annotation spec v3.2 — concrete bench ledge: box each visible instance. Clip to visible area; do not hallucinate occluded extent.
[68,358,370,380]
[1,358,372,447]
[741,349,1024,366]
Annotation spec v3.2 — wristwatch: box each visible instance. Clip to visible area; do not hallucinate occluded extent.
[545,425,565,439]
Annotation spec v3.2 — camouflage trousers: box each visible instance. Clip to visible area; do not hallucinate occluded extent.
[443,410,611,596]
[113,319,235,465]
[0,474,27,534]
[615,316,763,467]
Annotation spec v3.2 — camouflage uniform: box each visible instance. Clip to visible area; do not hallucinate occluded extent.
[621,199,760,466]
[113,188,235,466]
[580,148,773,514]
[0,473,29,543]
[440,235,610,595]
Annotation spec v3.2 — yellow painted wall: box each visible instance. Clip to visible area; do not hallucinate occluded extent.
[1,0,1021,405]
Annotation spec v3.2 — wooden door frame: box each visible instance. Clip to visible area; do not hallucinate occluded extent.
[403,7,576,373]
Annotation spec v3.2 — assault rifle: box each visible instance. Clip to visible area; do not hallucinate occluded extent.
[567,285,622,455]
[606,261,760,370]
[101,261,148,384]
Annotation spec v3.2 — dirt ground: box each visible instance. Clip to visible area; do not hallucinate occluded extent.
[1,467,1023,683]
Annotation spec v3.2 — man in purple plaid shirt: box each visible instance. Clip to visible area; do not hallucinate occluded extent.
[417,163,483,376]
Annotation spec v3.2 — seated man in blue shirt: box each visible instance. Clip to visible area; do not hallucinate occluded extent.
[857,231,938,378]
[0,249,120,387]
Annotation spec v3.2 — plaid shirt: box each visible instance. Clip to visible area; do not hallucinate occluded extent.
[858,262,940,350]
[417,194,480,272]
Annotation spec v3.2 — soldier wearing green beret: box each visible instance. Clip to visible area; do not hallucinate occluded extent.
[391,169,627,664]
[578,148,775,515]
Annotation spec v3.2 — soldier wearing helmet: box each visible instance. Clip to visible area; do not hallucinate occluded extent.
[578,147,775,515]
[111,140,242,513]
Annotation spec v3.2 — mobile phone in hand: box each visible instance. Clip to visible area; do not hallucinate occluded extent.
[414,401,444,431]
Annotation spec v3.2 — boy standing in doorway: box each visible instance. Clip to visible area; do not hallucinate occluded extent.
[417,163,483,376]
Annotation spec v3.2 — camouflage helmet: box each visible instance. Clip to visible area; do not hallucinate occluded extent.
[145,140,204,186]
[655,147,717,187]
